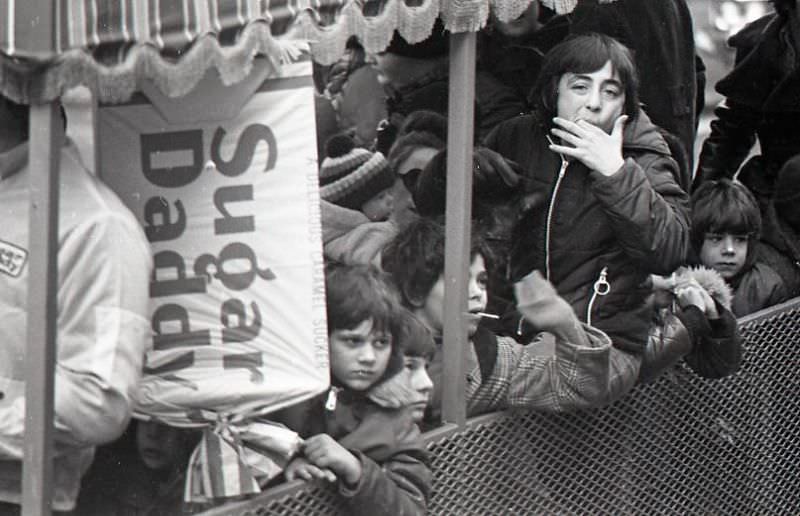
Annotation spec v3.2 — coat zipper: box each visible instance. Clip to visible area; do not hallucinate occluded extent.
[325,386,341,411]
[586,266,611,326]
[545,156,569,281]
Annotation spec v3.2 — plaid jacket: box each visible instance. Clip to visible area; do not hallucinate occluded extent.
[465,324,641,416]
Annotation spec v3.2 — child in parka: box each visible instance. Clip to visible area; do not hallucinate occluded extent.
[282,263,430,515]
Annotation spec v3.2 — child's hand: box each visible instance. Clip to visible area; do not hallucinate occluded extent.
[302,434,363,487]
[284,456,337,483]
[514,270,576,333]
[676,279,719,319]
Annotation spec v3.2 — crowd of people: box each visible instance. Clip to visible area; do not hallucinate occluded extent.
[2,0,799,514]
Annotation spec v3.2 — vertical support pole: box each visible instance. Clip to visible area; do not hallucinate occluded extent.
[440,31,475,427]
[23,102,62,516]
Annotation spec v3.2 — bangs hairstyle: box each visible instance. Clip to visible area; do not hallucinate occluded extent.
[325,262,403,336]
[382,217,489,308]
[530,32,639,127]
[398,309,436,359]
[690,179,762,251]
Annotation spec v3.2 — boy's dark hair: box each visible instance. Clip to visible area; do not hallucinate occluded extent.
[325,262,405,379]
[382,217,489,308]
[398,309,435,359]
[690,179,762,252]
[530,32,640,128]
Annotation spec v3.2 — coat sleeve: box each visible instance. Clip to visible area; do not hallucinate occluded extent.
[339,449,431,516]
[468,325,641,414]
[680,304,743,379]
[589,153,691,275]
[694,98,759,189]
[0,212,151,456]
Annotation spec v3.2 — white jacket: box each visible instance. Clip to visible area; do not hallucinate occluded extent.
[0,141,152,510]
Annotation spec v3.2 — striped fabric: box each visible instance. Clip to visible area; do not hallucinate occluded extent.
[0,0,617,103]
[0,0,325,60]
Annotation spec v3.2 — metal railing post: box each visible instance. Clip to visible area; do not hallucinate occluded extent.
[441,30,475,427]
[23,101,62,516]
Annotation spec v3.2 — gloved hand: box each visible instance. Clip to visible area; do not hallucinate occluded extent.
[514,270,588,346]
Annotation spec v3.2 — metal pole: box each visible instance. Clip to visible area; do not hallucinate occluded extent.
[441,31,475,427]
[15,2,61,515]
[22,102,62,516]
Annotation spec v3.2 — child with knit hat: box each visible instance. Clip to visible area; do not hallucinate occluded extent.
[319,133,395,222]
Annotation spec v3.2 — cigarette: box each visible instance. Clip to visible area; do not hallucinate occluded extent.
[474,312,500,320]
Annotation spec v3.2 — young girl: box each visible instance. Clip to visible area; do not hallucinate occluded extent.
[282,263,430,515]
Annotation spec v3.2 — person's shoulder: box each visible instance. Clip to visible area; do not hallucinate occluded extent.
[58,142,144,235]
[484,113,539,146]
[622,109,671,156]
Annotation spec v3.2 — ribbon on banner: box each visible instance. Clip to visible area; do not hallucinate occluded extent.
[186,416,303,502]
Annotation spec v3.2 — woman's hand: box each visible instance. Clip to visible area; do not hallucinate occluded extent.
[549,115,628,176]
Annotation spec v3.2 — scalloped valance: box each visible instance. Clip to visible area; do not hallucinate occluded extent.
[0,0,611,104]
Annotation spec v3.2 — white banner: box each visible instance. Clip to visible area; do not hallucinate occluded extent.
[98,58,329,424]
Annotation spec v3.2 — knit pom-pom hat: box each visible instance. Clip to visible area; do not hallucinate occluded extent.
[319,133,394,211]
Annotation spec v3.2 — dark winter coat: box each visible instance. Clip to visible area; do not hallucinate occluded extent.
[484,109,691,354]
[640,267,743,383]
[694,13,800,195]
[382,63,526,145]
[729,261,789,317]
[279,381,430,516]
[756,202,800,299]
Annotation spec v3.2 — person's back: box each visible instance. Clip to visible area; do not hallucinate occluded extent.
[0,99,151,512]
[694,0,800,196]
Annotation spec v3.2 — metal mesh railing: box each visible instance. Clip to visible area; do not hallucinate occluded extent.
[203,297,800,515]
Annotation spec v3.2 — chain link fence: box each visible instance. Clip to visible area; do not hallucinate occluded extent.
[202,297,800,515]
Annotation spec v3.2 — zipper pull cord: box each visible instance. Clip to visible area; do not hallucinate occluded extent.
[325,386,340,411]
[545,157,569,281]
[587,267,610,326]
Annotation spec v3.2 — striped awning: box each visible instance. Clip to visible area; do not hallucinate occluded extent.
[0,0,596,104]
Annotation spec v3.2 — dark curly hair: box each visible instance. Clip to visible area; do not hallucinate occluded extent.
[382,217,490,308]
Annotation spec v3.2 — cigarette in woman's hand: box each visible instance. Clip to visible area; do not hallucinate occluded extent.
[473,312,500,320]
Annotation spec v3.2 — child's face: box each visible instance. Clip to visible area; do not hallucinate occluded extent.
[330,318,393,391]
[404,356,433,423]
[419,254,488,337]
[361,189,394,222]
[699,232,748,280]
[136,420,183,471]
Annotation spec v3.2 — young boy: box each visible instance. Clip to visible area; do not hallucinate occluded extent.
[691,179,789,317]
[319,133,395,222]
[381,218,641,420]
[396,310,436,426]
[282,263,430,514]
